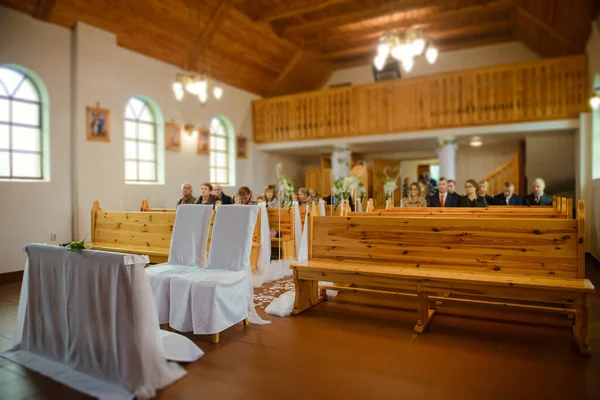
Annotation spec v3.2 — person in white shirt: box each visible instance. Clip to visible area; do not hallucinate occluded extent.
[493,181,523,206]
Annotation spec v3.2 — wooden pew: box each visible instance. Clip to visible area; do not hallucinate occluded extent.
[92,201,260,268]
[140,199,175,212]
[290,200,594,355]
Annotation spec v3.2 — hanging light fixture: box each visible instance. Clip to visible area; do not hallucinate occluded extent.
[172,72,223,104]
[374,27,438,73]
[172,0,223,104]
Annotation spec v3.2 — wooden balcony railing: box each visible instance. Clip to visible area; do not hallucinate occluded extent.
[253,55,588,143]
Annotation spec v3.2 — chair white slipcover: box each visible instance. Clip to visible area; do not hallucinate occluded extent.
[253,203,272,287]
[146,204,213,324]
[319,199,326,216]
[169,205,265,334]
[1,244,195,399]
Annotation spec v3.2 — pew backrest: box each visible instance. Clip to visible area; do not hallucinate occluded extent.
[309,200,585,279]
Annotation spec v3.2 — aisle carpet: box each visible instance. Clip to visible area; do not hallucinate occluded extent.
[253,278,294,309]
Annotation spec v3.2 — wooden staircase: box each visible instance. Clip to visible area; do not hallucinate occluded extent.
[481,151,524,196]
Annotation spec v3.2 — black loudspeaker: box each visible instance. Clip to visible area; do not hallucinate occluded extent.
[372,60,401,82]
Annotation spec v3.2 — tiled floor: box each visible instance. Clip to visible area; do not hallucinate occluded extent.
[1,260,600,400]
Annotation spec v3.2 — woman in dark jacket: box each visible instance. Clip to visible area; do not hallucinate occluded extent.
[194,182,217,205]
[459,179,488,207]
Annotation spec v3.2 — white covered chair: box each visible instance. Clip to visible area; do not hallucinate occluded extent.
[146,204,213,324]
[168,205,260,342]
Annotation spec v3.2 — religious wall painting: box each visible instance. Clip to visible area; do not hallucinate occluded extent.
[197,128,209,155]
[236,136,248,159]
[86,106,110,142]
[165,122,181,152]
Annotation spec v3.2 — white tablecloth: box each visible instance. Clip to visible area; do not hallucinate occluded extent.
[1,244,200,399]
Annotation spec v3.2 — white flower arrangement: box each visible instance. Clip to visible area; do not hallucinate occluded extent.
[383,177,398,199]
[279,176,294,206]
[332,175,364,199]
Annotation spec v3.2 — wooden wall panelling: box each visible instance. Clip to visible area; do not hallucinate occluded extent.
[305,168,322,194]
[372,159,402,209]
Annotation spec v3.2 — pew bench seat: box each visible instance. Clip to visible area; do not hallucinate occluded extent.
[290,259,594,355]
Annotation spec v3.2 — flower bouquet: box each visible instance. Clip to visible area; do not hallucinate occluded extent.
[279,175,294,207]
[382,177,398,200]
[331,175,364,210]
[59,239,91,253]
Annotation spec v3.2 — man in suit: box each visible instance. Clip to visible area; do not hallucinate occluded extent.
[446,180,461,204]
[478,180,496,206]
[213,184,232,204]
[524,178,553,206]
[177,183,196,207]
[493,181,523,206]
[428,177,459,207]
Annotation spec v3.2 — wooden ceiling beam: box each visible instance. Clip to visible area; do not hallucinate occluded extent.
[186,0,234,70]
[33,0,57,21]
[303,0,514,51]
[256,0,354,23]
[284,0,448,37]
[265,50,304,96]
[516,5,577,51]
[321,19,515,60]
[332,31,515,68]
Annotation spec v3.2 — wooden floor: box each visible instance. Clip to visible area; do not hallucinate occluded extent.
[1,259,600,399]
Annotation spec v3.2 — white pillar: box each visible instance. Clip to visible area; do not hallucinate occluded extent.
[436,138,457,180]
[332,146,351,179]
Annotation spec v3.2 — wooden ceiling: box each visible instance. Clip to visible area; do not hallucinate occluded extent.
[1,0,598,97]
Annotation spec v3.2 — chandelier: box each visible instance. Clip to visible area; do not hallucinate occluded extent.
[172,72,223,104]
[373,28,438,72]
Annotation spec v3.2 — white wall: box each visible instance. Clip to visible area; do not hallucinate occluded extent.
[526,130,576,196]
[0,7,285,273]
[71,22,263,238]
[584,21,600,260]
[325,41,538,88]
[0,7,72,273]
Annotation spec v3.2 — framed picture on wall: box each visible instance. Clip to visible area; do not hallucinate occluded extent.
[165,122,181,152]
[236,136,248,159]
[197,128,210,155]
[86,106,111,142]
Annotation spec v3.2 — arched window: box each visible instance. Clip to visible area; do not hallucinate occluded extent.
[209,116,234,185]
[0,66,44,180]
[125,97,158,183]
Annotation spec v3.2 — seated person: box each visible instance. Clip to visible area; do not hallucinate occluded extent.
[447,179,461,203]
[297,188,310,205]
[418,178,430,199]
[177,183,196,207]
[237,186,257,205]
[477,180,496,206]
[264,184,280,208]
[459,179,488,207]
[402,177,410,198]
[524,178,553,206]
[194,182,217,205]
[213,184,232,204]
[233,193,241,204]
[402,182,428,207]
[423,171,437,189]
[494,181,523,205]
[308,188,320,202]
[428,177,459,207]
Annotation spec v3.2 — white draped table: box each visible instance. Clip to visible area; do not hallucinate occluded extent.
[1,244,203,399]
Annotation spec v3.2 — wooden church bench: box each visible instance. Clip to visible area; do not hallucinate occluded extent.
[140,199,176,212]
[290,200,593,355]
[92,201,260,269]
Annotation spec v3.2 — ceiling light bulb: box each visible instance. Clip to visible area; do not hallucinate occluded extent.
[185,81,201,95]
[391,43,409,61]
[413,38,426,56]
[198,79,208,93]
[426,46,438,64]
[199,91,208,104]
[213,86,223,100]
[374,55,386,71]
[590,93,600,110]
[377,42,390,58]
[172,82,184,101]
[401,57,414,73]
[470,137,482,147]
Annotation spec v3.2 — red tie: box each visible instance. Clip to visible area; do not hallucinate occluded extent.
[440,193,445,207]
